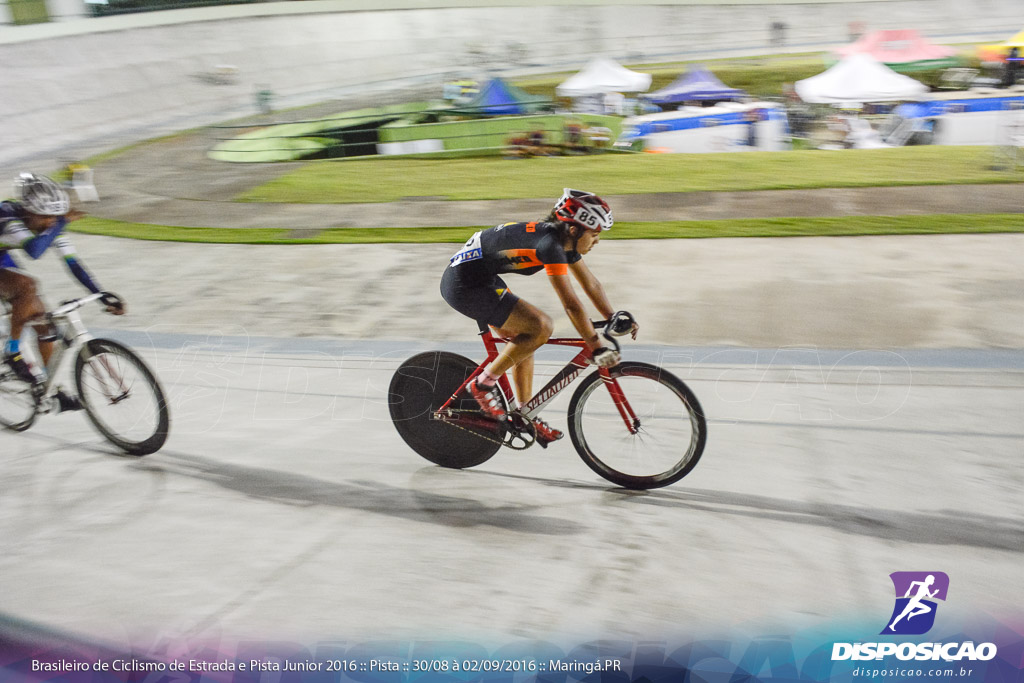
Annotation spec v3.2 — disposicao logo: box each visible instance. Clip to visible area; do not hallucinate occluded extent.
[831,572,998,662]
[881,571,949,635]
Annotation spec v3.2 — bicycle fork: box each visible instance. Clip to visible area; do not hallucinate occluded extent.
[80,349,130,404]
[598,369,641,435]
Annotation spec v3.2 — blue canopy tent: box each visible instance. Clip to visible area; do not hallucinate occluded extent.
[646,67,746,106]
[455,77,549,115]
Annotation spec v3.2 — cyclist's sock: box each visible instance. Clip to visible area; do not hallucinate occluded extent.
[477,368,500,387]
[4,338,19,355]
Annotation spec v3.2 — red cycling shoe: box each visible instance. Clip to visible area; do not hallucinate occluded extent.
[532,417,563,448]
[467,378,507,421]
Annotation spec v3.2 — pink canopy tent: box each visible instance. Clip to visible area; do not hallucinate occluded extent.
[834,29,959,71]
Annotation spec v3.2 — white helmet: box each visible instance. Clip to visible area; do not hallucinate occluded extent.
[14,173,70,216]
[552,188,613,232]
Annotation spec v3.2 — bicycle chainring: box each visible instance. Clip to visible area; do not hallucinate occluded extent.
[434,408,537,451]
[502,412,536,450]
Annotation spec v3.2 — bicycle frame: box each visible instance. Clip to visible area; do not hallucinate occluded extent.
[434,327,640,435]
[4,293,103,405]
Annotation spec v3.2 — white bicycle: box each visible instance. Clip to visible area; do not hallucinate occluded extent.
[0,292,169,455]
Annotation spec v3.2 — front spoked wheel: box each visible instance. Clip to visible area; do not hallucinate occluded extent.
[74,339,170,456]
[0,368,38,432]
[568,361,707,490]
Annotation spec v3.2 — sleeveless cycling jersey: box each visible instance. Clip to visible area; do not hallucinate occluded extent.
[449,221,581,282]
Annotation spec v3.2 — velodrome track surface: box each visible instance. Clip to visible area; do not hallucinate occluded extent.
[1,232,1022,647]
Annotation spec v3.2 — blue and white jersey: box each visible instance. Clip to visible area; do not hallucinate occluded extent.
[0,201,100,292]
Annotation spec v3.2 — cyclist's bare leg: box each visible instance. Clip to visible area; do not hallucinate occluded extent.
[491,323,563,443]
[486,300,552,382]
[484,347,534,407]
[0,270,52,362]
[34,332,54,365]
[508,355,534,408]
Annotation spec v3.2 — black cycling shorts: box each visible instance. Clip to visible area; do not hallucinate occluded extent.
[440,266,520,329]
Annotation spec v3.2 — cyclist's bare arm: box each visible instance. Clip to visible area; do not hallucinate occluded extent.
[568,260,615,319]
[549,274,601,350]
[569,260,639,338]
[52,230,124,316]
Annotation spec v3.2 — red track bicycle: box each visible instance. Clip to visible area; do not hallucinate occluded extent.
[389,312,707,489]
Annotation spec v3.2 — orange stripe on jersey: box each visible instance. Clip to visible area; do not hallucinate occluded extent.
[498,249,543,270]
[544,263,568,276]
[525,222,537,232]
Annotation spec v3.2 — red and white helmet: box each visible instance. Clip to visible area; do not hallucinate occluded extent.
[552,188,613,232]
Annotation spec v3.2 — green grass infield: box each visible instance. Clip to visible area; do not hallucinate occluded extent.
[236,147,1023,204]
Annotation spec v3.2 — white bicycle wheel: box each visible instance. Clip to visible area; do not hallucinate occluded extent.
[75,339,169,456]
[0,368,37,432]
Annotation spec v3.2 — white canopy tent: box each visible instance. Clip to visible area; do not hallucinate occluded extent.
[795,54,929,103]
[556,57,652,97]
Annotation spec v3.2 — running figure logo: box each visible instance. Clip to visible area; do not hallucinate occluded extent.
[881,572,949,635]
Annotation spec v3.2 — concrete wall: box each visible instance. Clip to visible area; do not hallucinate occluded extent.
[1,0,1022,165]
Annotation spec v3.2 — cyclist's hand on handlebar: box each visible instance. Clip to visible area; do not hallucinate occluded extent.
[607,311,639,340]
[592,346,620,368]
[99,292,126,316]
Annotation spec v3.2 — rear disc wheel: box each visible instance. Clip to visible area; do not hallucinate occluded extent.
[389,351,503,469]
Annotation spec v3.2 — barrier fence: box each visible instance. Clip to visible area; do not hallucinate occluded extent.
[207,109,625,162]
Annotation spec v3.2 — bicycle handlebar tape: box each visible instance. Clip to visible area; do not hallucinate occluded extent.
[99,292,122,308]
[600,328,621,353]
[608,310,636,337]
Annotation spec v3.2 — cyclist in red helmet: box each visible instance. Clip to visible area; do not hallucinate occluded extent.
[441,188,638,446]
